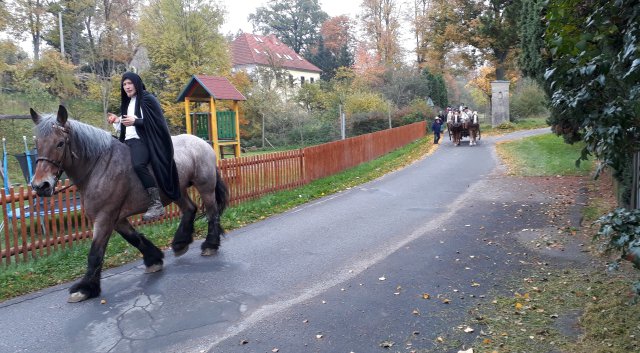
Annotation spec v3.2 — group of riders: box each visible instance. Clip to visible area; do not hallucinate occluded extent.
[432,105,480,146]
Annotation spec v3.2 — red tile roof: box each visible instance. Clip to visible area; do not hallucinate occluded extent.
[231,33,322,73]
[176,75,246,102]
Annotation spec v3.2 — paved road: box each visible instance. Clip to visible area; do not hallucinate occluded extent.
[0,128,553,353]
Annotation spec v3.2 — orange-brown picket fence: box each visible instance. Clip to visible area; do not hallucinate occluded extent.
[0,121,426,265]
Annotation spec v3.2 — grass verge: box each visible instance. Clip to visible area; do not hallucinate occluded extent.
[496,133,592,176]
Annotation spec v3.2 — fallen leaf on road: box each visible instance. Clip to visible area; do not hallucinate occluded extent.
[436,336,444,343]
[316,334,323,339]
[272,349,279,353]
[471,282,480,287]
[442,299,451,304]
[422,293,430,299]
[379,276,386,281]
[412,309,420,316]
[379,340,394,348]
[464,326,474,333]
[457,349,473,353]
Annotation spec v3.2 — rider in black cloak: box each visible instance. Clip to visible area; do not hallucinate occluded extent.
[109,72,181,220]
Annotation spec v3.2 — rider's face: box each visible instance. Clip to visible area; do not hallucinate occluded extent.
[123,79,137,98]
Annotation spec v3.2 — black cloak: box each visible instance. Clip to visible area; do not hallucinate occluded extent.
[119,72,181,200]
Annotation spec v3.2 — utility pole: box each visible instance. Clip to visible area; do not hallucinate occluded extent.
[339,105,345,140]
[58,12,65,57]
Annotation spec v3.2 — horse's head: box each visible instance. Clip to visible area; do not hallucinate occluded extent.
[30,105,71,197]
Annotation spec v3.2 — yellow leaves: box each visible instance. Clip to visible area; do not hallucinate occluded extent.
[422,293,431,299]
[515,302,523,310]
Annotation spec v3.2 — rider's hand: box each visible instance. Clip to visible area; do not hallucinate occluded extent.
[107,113,120,124]
[121,115,135,126]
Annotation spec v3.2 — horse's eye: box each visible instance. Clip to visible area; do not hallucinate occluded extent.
[57,141,65,148]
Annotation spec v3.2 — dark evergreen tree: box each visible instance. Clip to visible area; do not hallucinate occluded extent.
[518,0,546,81]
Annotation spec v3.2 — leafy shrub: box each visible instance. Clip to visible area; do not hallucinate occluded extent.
[349,111,388,136]
[510,78,548,121]
[596,208,640,297]
[496,122,515,130]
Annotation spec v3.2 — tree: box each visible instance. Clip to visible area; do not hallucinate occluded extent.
[360,0,403,66]
[518,0,546,81]
[79,0,138,128]
[10,0,48,60]
[44,0,94,65]
[139,0,230,126]
[0,1,9,30]
[249,0,328,55]
[306,15,354,80]
[422,67,448,108]
[541,0,639,207]
[307,22,354,81]
[469,0,522,81]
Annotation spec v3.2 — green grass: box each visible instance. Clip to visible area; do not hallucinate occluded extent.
[496,133,593,176]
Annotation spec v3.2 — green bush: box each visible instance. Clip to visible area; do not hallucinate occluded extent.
[510,78,548,121]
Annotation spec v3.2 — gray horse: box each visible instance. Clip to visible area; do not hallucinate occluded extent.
[30,105,228,303]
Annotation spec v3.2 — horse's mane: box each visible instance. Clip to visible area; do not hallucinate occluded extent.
[36,115,113,160]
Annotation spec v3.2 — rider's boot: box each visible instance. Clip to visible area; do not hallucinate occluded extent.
[143,187,165,221]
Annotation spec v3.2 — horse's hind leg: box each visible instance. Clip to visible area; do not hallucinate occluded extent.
[115,218,164,273]
[171,193,197,256]
[198,187,226,256]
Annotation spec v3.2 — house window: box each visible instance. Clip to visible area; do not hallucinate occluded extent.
[301,76,305,85]
[289,74,294,88]
[254,48,260,54]
[310,77,314,83]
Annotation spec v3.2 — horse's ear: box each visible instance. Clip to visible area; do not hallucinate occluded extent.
[30,108,40,124]
[57,105,68,125]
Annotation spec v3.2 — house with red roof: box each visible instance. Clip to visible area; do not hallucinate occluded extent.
[230,33,321,87]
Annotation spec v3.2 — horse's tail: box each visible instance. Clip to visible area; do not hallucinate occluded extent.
[215,167,229,216]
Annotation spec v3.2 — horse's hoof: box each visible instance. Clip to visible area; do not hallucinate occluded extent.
[145,264,163,273]
[201,248,218,256]
[68,292,88,303]
[173,245,189,257]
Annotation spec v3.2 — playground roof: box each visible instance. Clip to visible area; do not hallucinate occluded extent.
[231,33,322,73]
[176,75,247,102]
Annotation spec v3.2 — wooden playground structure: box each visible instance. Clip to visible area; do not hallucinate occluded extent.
[177,75,246,158]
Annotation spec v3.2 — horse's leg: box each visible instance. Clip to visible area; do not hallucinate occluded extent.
[115,218,164,272]
[200,174,228,256]
[68,220,113,302]
[171,194,197,257]
[200,190,222,256]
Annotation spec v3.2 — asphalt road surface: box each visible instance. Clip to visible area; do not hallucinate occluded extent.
[0,128,554,353]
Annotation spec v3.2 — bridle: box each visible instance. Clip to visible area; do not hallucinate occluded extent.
[35,123,71,193]
[34,122,111,196]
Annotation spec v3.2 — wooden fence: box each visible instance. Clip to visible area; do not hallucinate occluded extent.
[0,121,426,265]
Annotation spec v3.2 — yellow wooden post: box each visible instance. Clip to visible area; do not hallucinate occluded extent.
[184,97,192,135]
[233,100,241,157]
[209,96,219,154]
